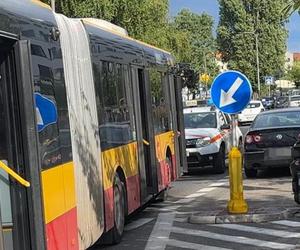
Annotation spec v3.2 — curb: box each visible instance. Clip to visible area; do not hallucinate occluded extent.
[188,208,300,224]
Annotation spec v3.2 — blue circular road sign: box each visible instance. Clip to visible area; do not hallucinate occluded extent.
[211,70,252,114]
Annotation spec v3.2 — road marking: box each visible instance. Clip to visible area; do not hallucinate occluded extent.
[272,220,300,227]
[145,205,181,212]
[197,187,216,192]
[218,178,228,182]
[167,239,230,250]
[124,218,154,231]
[173,198,195,204]
[213,224,300,238]
[174,217,188,223]
[171,226,295,250]
[145,213,175,250]
[186,193,206,198]
[209,182,227,187]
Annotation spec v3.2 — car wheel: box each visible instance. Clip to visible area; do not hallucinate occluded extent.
[213,145,225,174]
[105,174,126,244]
[292,176,300,204]
[244,168,257,178]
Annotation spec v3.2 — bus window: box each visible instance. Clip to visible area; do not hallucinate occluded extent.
[96,61,135,150]
[149,69,170,134]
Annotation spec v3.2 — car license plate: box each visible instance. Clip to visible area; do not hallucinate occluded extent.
[269,148,291,158]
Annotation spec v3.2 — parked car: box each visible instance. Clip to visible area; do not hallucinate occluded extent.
[244,108,300,178]
[184,106,243,174]
[237,100,264,125]
[261,97,275,109]
[289,95,300,108]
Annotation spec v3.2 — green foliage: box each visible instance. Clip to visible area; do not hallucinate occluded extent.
[283,0,300,18]
[217,0,288,92]
[174,9,219,82]
[286,61,300,87]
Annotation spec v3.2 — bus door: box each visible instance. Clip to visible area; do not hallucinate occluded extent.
[0,37,44,250]
[173,76,187,174]
[131,67,158,201]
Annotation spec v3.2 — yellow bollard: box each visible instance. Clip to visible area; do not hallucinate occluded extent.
[227,147,248,214]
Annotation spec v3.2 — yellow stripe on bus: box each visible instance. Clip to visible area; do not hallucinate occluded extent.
[155,131,175,162]
[41,162,76,224]
[102,142,139,189]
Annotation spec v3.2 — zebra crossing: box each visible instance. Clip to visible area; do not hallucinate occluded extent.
[144,212,300,250]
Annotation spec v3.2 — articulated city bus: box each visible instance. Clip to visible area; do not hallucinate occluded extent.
[0,0,187,249]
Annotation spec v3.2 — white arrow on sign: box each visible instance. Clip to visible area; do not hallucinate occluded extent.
[220,77,243,108]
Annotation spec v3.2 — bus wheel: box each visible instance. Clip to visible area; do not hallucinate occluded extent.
[156,156,171,202]
[111,174,126,244]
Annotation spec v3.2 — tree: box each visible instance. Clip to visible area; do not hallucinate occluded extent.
[286,61,300,88]
[42,0,191,64]
[173,9,219,91]
[283,0,300,17]
[217,0,288,92]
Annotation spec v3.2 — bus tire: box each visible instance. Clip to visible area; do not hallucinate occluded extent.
[108,174,126,244]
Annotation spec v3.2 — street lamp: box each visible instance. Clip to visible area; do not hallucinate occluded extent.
[239,31,260,97]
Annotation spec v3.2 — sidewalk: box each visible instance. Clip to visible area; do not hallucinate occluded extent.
[167,171,300,224]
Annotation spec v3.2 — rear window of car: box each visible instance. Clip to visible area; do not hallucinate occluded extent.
[246,102,261,108]
[184,112,217,129]
[252,111,300,128]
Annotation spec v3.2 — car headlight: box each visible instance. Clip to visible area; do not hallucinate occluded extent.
[196,137,211,147]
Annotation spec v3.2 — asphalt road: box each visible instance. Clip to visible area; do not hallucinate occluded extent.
[92,123,300,250]
[94,167,300,250]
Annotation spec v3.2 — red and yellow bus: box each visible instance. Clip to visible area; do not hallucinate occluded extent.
[0,1,187,249]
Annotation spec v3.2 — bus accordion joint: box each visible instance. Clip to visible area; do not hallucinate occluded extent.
[0,161,30,187]
[143,139,150,146]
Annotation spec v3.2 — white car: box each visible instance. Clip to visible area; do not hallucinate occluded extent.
[184,106,243,173]
[289,95,300,107]
[237,100,264,125]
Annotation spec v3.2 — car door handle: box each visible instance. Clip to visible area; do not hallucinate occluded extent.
[0,161,30,187]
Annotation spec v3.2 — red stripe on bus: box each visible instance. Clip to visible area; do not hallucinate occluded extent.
[104,187,114,232]
[158,154,176,192]
[46,207,79,250]
[126,174,141,214]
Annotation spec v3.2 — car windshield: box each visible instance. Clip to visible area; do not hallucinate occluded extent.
[246,102,260,109]
[252,111,300,128]
[184,112,217,129]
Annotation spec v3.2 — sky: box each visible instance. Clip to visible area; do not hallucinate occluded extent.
[169,0,300,53]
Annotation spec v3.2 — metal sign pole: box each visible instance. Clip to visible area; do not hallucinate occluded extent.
[231,114,237,148]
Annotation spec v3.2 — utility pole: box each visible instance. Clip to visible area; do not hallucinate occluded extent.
[203,51,208,97]
[255,11,260,97]
[255,33,260,97]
